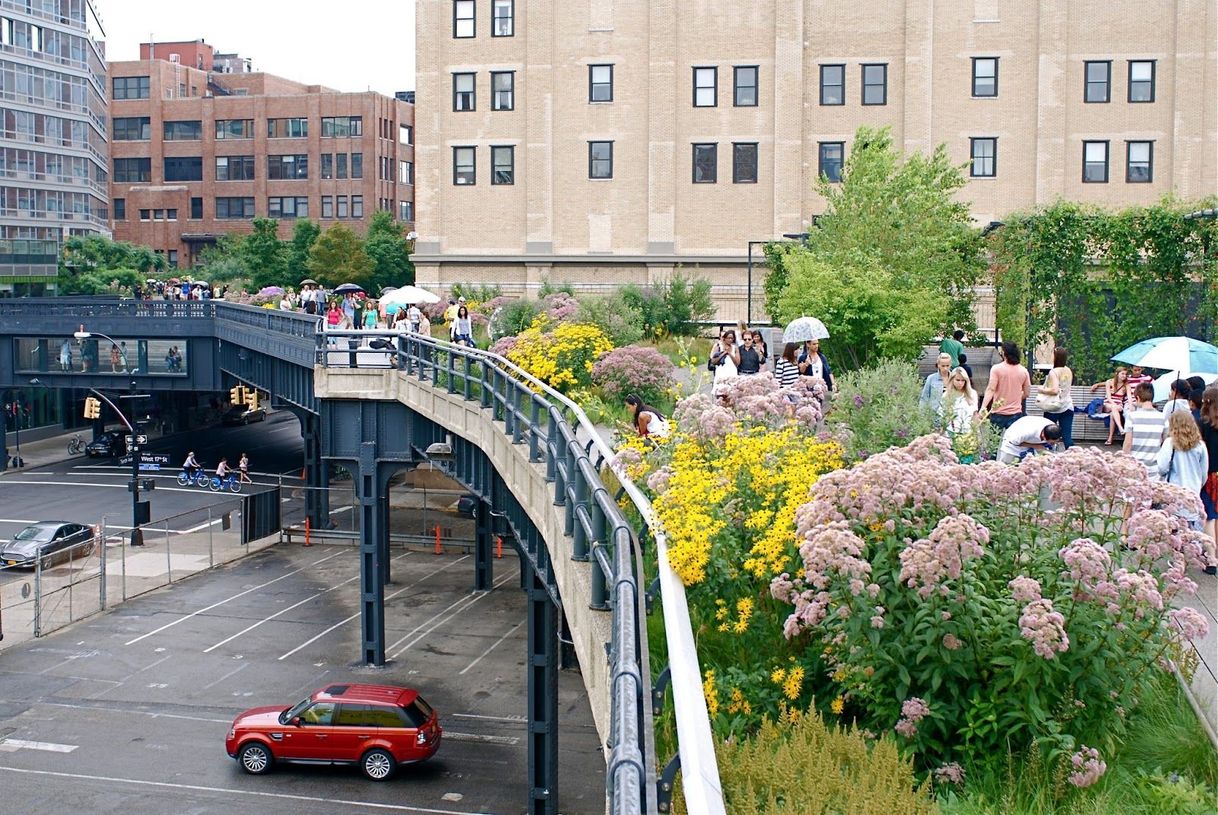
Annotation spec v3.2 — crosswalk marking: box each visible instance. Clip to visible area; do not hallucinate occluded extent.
[0,738,78,753]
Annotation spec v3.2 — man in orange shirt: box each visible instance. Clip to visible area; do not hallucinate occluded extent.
[981,342,1032,432]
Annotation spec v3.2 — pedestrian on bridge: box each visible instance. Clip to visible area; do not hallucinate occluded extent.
[239,453,252,484]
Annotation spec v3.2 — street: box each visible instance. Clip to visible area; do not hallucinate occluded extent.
[0,544,606,814]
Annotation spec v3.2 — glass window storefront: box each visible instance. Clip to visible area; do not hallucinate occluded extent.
[15,337,188,376]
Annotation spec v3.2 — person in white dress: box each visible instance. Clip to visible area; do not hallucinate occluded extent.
[943,367,979,434]
[709,329,741,394]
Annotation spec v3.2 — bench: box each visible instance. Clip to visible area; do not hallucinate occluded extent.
[1024,384,1113,443]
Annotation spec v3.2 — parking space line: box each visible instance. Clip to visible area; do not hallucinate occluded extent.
[124,550,348,646]
[278,555,470,661]
[201,662,249,690]
[202,551,412,654]
[40,701,230,724]
[458,620,525,676]
[387,573,516,660]
[0,766,496,814]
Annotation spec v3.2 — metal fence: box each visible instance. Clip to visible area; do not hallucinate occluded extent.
[280,482,478,551]
[0,500,278,651]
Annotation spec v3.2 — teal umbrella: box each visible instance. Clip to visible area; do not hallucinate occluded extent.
[1111,336,1218,374]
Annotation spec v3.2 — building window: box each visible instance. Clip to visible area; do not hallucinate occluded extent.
[734,66,758,107]
[1126,141,1153,183]
[139,209,151,221]
[453,72,476,111]
[453,146,476,185]
[167,250,178,268]
[321,116,362,137]
[819,142,844,182]
[268,154,309,180]
[399,201,414,221]
[693,66,717,107]
[733,142,758,183]
[163,157,202,182]
[216,155,255,181]
[113,157,151,183]
[268,196,309,218]
[190,197,203,219]
[454,0,475,37]
[971,57,998,97]
[351,153,363,179]
[321,153,333,179]
[399,124,412,144]
[215,197,255,219]
[861,63,887,105]
[113,198,125,220]
[163,120,202,140]
[1085,60,1111,103]
[692,143,717,183]
[1083,140,1109,182]
[589,141,613,179]
[820,64,845,105]
[112,116,150,141]
[589,64,613,102]
[321,195,333,218]
[970,137,996,177]
[492,0,513,36]
[112,76,150,100]
[1128,60,1155,103]
[335,153,348,179]
[351,195,363,218]
[215,119,254,139]
[492,71,514,111]
[491,145,514,185]
[267,118,308,138]
[399,160,413,184]
[337,195,349,218]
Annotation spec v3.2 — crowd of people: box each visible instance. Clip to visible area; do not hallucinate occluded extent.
[707,326,836,395]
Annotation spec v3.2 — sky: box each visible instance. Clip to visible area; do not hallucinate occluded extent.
[96,0,416,95]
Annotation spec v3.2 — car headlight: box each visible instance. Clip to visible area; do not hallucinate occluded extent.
[228,728,235,739]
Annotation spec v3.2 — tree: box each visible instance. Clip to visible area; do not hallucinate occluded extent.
[307,224,374,288]
[237,217,289,290]
[363,211,414,291]
[285,219,321,283]
[58,235,163,295]
[767,127,987,368]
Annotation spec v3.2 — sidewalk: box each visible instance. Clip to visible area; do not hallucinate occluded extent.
[1,425,167,475]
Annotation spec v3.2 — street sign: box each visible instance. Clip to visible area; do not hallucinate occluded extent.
[138,463,161,471]
[124,434,149,446]
[120,453,169,466]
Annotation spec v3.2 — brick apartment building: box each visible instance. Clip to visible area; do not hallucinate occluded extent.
[108,40,415,270]
[414,0,1218,320]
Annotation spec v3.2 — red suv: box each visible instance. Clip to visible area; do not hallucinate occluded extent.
[225,683,442,781]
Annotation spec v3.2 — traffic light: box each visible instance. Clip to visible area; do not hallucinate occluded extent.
[83,397,101,419]
[229,385,245,405]
[245,390,260,410]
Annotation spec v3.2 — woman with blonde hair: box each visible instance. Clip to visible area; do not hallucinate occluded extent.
[1157,410,1211,553]
[943,366,979,434]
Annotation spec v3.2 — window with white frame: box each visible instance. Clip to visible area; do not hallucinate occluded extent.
[693,66,717,107]
[1083,140,1109,182]
[453,0,475,37]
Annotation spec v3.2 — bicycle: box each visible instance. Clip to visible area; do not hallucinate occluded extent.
[177,468,210,487]
[209,473,242,493]
[66,434,86,456]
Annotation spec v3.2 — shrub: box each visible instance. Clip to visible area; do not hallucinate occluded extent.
[450,282,503,303]
[537,278,575,298]
[505,318,614,392]
[772,439,1211,775]
[677,709,938,815]
[621,272,716,338]
[590,345,676,405]
[575,292,646,346]
[828,359,937,461]
[492,298,542,338]
[541,291,580,322]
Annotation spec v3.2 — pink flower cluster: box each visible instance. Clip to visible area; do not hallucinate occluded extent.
[489,335,519,357]
[674,373,825,440]
[1018,599,1070,659]
[673,393,735,441]
[933,762,965,785]
[895,697,930,738]
[1168,607,1211,641]
[1058,538,1111,596]
[541,292,580,322]
[645,467,673,495]
[610,446,642,477]
[1112,568,1163,618]
[796,522,874,592]
[1067,745,1107,788]
[1008,576,1042,603]
[590,345,676,403]
[897,514,989,598]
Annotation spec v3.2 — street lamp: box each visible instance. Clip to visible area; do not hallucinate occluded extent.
[75,329,150,547]
[745,230,814,326]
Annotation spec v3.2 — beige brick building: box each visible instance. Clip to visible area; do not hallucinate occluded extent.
[414,0,1218,320]
[109,41,414,270]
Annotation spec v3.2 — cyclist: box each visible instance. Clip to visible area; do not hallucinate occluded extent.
[183,451,202,479]
[216,457,231,483]
[238,453,251,484]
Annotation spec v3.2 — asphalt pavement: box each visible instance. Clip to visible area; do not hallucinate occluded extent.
[0,543,606,814]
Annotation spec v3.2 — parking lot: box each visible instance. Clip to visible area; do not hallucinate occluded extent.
[0,543,606,814]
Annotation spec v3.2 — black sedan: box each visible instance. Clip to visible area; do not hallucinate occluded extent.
[0,522,95,569]
[221,405,267,426]
[85,430,127,458]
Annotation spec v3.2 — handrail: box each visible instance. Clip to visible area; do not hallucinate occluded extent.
[318,328,725,814]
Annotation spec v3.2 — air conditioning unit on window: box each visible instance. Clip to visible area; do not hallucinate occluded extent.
[169,53,180,63]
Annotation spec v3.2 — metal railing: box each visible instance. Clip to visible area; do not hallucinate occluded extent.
[318,328,725,815]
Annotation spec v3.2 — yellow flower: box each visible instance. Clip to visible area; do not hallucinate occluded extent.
[702,670,719,716]
[783,666,804,700]
[830,696,845,715]
[771,667,787,684]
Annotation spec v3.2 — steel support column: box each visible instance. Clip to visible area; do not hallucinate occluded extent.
[356,441,386,665]
[526,559,559,815]
[379,484,392,585]
[474,498,493,591]
[302,413,329,530]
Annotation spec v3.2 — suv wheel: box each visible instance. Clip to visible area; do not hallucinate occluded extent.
[361,748,396,781]
[238,742,273,774]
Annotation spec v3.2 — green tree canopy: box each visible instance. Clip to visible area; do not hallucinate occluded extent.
[237,217,289,290]
[307,223,374,288]
[58,235,164,295]
[766,126,986,368]
[285,219,321,284]
[363,210,414,291]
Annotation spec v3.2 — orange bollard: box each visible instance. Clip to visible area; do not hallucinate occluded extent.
[304,517,311,546]
[495,535,503,559]
[434,524,442,555]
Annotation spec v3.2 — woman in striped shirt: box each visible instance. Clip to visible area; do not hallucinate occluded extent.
[775,342,801,388]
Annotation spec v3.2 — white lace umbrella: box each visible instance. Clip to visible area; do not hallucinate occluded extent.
[782,316,830,343]
[379,285,441,306]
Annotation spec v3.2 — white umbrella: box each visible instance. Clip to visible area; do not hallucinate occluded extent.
[379,285,441,307]
[782,316,830,343]
[1151,370,1218,403]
